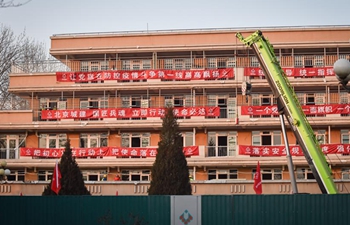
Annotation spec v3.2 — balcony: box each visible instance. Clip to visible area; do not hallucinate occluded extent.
[11,54,349,75]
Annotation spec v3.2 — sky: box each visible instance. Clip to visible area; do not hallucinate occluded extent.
[0,0,349,50]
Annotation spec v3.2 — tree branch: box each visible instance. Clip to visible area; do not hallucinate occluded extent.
[0,0,31,8]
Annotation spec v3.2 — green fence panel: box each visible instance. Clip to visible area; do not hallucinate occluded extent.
[1,194,349,225]
[202,194,350,225]
[1,196,170,225]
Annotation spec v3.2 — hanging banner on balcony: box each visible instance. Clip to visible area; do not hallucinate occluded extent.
[241,104,350,116]
[244,67,334,77]
[40,106,220,120]
[56,68,234,82]
[239,144,350,156]
[20,146,199,158]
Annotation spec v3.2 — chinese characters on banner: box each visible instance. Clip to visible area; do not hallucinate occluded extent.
[239,144,350,156]
[241,104,350,116]
[56,68,234,82]
[40,107,220,120]
[20,146,199,158]
[244,67,334,77]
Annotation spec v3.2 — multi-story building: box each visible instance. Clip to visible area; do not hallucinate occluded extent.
[1,26,350,195]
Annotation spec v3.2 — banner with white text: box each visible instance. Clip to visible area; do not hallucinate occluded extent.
[20,146,199,158]
[40,107,220,120]
[241,104,350,116]
[244,67,334,77]
[56,68,234,82]
[239,144,350,156]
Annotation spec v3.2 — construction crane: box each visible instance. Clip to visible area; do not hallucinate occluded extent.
[236,30,338,194]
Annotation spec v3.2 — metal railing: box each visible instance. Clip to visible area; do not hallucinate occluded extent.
[10,54,349,74]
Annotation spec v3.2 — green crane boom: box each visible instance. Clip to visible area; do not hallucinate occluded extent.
[236,30,337,194]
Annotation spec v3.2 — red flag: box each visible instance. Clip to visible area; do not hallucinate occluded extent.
[51,161,61,194]
[253,161,262,194]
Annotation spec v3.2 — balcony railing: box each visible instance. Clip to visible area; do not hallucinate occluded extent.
[10,54,350,74]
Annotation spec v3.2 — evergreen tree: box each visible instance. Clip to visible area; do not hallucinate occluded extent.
[148,107,192,195]
[42,139,90,195]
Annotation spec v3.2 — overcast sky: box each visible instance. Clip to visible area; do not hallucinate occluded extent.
[1,0,349,50]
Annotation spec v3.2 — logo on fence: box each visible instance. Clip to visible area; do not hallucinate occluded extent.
[179,210,193,225]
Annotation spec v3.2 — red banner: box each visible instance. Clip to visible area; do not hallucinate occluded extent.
[241,104,350,116]
[244,67,334,77]
[20,146,199,158]
[40,107,220,120]
[239,144,350,156]
[56,68,234,82]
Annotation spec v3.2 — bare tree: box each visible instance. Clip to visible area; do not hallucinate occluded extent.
[0,24,48,109]
[0,0,31,8]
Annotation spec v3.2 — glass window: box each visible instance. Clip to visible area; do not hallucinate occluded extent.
[208,169,238,180]
[121,170,150,181]
[252,168,282,180]
[0,134,25,159]
[39,134,67,148]
[296,168,314,180]
[79,133,108,148]
[341,130,349,144]
[341,168,350,180]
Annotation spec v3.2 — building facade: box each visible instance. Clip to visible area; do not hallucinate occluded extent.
[1,26,350,195]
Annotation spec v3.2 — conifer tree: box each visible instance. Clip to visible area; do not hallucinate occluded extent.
[148,107,192,195]
[42,139,90,195]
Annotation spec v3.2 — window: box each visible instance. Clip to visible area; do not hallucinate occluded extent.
[294,56,315,68]
[122,60,130,70]
[39,98,67,121]
[80,133,108,148]
[341,130,350,144]
[208,169,238,180]
[296,93,324,107]
[80,61,109,80]
[38,170,52,181]
[40,97,67,110]
[0,134,25,159]
[122,59,152,71]
[120,96,148,120]
[252,131,282,146]
[165,96,184,107]
[121,170,150,181]
[82,170,107,181]
[296,168,315,180]
[80,97,108,109]
[6,170,25,181]
[182,132,193,147]
[207,58,217,68]
[252,168,282,180]
[314,55,324,67]
[207,132,237,157]
[340,92,349,104]
[341,168,350,180]
[121,133,150,148]
[207,95,236,119]
[39,134,67,148]
[174,58,191,70]
[315,130,327,144]
[227,57,236,68]
[164,59,173,69]
[207,57,228,69]
[250,56,259,67]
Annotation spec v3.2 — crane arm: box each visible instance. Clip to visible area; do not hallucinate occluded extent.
[236,30,337,194]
